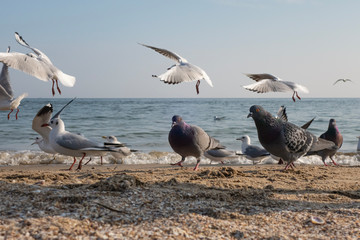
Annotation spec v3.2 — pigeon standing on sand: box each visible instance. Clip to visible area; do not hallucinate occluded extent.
[236,135,270,164]
[168,115,224,170]
[243,73,309,102]
[247,105,336,170]
[308,119,343,166]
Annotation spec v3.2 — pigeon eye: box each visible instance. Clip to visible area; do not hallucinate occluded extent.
[256,108,260,112]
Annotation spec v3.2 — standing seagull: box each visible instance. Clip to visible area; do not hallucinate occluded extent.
[236,135,270,164]
[243,73,309,102]
[247,105,336,170]
[308,119,343,166]
[168,115,224,170]
[0,46,28,120]
[0,32,76,96]
[48,99,124,170]
[32,103,57,156]
[333,79,353,85]
[140,43,213,94]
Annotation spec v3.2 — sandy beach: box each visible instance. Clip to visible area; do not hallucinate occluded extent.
[0,163,359,239]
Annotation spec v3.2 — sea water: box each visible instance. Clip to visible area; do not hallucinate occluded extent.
[0,98,359,166]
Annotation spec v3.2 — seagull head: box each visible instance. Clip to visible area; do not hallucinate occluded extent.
[236,135,251,144]
[49,118,65,132]
[31,137,42,145]
[102,135,119,143]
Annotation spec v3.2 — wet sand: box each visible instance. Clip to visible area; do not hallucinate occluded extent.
[0,163,359,239]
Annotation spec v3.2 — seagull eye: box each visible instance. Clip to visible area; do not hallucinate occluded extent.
[50,120,53,124]
[56,121,58,125]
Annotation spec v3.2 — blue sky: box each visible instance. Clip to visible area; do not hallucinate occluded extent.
[1,0,359,98]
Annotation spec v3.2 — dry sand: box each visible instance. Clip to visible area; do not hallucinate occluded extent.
[0,163,359,239]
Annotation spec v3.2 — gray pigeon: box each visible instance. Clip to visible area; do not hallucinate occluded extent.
[169,115,224,170]
[247,105,336,170]
[236,135,270,164]
[307,119,343,166]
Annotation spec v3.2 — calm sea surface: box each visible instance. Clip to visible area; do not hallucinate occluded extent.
[0,98,359,153]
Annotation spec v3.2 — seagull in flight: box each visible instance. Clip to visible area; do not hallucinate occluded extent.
[0,46,28,120]
[243,73,309,102]
[0,32,76,96]
[333,79,353,85]
[140,43,213,94]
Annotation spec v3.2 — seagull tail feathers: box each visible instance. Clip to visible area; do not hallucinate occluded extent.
[57,71,76,87]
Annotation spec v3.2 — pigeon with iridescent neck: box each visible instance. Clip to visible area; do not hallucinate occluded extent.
[168,115,224,170]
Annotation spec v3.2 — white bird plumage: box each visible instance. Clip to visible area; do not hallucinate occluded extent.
[0,46,28,120]
[0,32,76,96]
[243,73,309,102]
[140,43,213,94]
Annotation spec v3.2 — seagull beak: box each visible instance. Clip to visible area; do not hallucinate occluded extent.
[247,112,253,118]
[41,123,49,127]
[102,136,107,139]
[236,138,241,140]
[31,141,36,145]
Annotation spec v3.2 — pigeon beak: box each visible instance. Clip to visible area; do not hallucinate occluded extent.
[171,122,177,127]
[247,112,253,118]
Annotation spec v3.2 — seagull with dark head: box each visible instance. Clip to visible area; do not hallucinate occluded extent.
[168,115,224,170]
[333,79,353,85]
[140,43,213,94]
[247,105,336,170]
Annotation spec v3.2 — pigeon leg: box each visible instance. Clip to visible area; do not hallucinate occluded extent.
[76,153,86,170]
[84,157,92,165]
[322,159,328,166]
[295,91,301,100]
[283,161,294,171]
[193,158,201,171]
[330,157,338,166]
[171,156,185,167]
[69,157,77,170]
[55,79,62,95]
[292,92,296,102]
[15,108,20,120]
[278,158,284,165]
[7,109,13,120]
[51,79,55,96]
[196,80,200,94]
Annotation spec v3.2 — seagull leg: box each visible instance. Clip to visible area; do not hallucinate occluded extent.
[193,158,201,171]
[76,153,86,170]
[171,156,185,167]
[295,91,301,100]
[292,92,296,102]
[84,157,92,165]
[196,80,200,94]
[55,79,62,95]
[69,157,77,170]
[51,79,55,96]
[7,109,13,120]
[15,108,20,120]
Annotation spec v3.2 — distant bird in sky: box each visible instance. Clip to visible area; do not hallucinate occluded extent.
[168,115,224,170]
[333,79,353,85]
[48,98,124,170]
[0,32,76,96]
[248,105,336,170]
[140,43,213,94]
[0,46,27,120]
[236,135,270,164]
[243,73,309,102]
[307,119,343,166]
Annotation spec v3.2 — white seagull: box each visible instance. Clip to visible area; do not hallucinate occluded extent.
[236,135,270,164]
[48,99,124,170]
[0,46,28,120]
[31,103,57,155]
[243,73,309,102]
[140,43,213,94]
[333,79,353,85]
[204,149,238,164]
[0,32,76,96]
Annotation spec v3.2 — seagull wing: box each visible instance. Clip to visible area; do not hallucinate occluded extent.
[32,103,53,139]
[281,81,309,93]
[158,62,213,86]
[0,84,12,100]
[56,132,102,150]
[140,43,187,63]
[243,79,293,93]
[245,73,280,82]
[0,52,50,82]
[0,50,13,97]
[15,32,52,63]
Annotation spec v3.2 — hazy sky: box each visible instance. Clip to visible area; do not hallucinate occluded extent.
[1,0,359,98]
